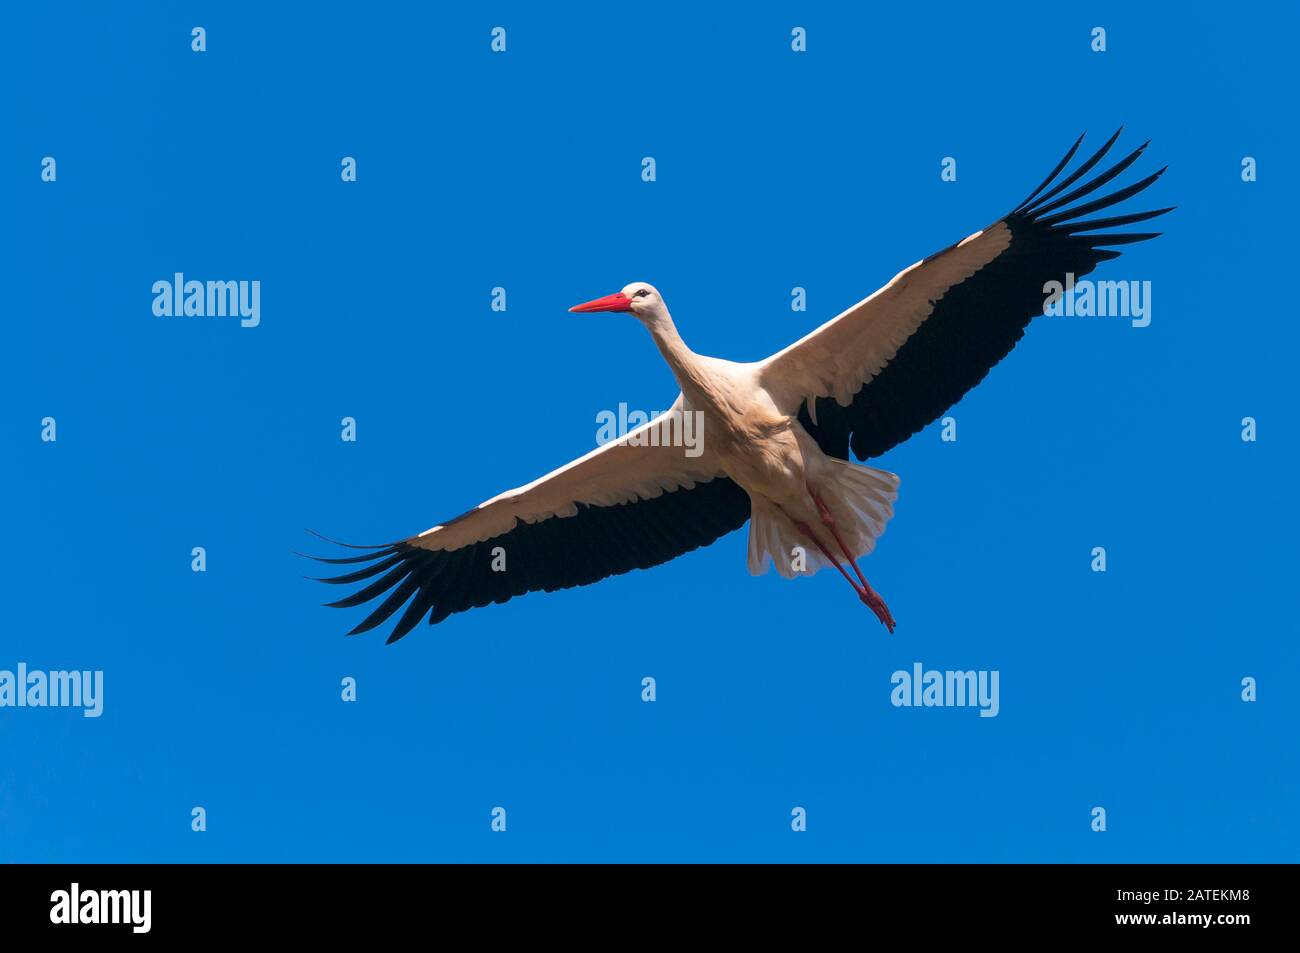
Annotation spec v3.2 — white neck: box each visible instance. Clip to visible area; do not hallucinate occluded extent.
[642,306,708,395]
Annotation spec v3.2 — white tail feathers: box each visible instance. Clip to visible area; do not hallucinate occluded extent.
[746,461,899,578]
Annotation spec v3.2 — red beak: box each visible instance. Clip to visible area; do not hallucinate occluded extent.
[569,292,632,313]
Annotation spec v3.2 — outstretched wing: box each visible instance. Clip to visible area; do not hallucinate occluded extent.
[760,130,1172,461]
[305,398,751,642]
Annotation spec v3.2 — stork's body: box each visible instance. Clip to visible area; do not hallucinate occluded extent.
[600,296,900,627]
[306,131,1170,643]
[642,323,810,520]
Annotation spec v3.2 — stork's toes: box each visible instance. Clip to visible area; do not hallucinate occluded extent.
[860,590,896,633]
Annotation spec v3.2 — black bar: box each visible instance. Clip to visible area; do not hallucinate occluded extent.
[0,863,1281,939]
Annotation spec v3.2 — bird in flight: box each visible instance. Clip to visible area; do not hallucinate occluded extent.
[305,130,1170,643]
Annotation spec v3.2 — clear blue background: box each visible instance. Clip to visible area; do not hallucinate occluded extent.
[3,1,1296,862]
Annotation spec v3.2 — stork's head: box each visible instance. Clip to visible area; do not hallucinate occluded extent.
[568,282,666,323]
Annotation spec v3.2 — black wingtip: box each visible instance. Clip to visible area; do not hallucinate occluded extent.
[1057,205,1176,235]
[1020,127,1129,217]
[1088,231,1163,245]
[1034,156,1168,229]
[345,609,393,635]
[296,546,401,565]
[305,528,396,550]
[1013,131,1087,212]
[347,606,400,636]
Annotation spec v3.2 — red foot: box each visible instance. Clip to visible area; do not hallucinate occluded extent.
[860,588,896,634]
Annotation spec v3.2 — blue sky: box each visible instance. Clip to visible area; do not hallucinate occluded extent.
[2,2,1296,862]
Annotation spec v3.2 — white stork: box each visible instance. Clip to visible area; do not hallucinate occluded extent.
[306,131,1170,642]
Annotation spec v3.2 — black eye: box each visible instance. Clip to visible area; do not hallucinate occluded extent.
[634,289,650,298]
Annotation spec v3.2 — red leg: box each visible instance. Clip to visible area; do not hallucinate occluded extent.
[791,519,864,595]
[812,492,896,633]
[813,493,870,592]
[789,516,895,634]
